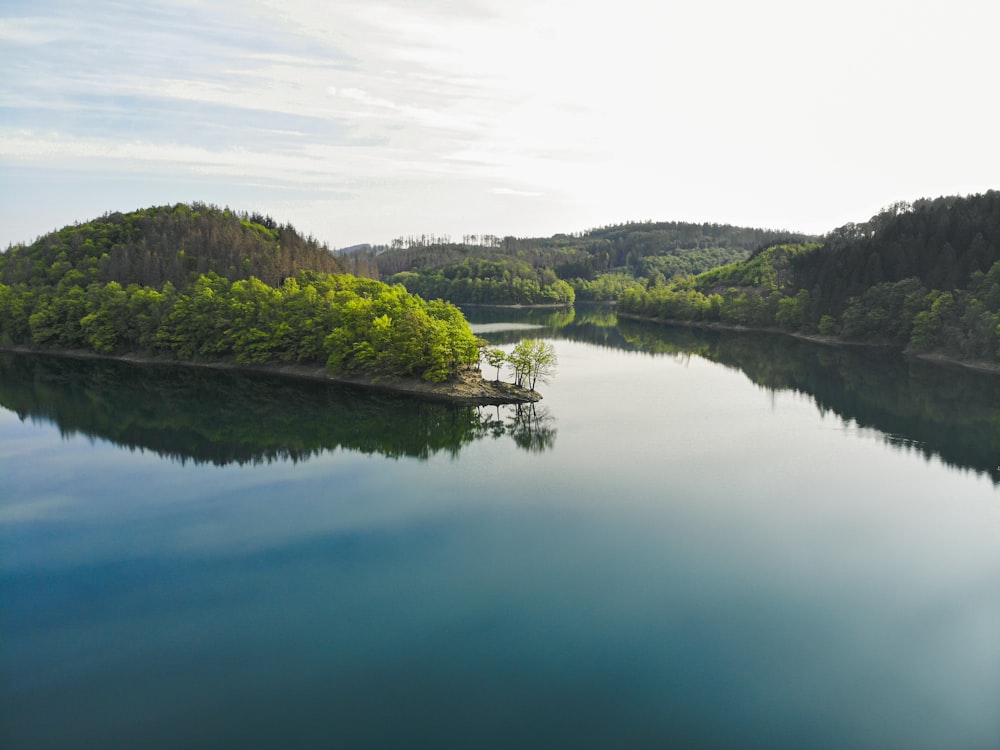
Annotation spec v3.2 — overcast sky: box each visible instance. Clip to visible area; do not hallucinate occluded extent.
[2,0,998,249]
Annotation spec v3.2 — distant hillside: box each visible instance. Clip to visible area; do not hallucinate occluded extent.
[619,191,1000,364]
[348,221,813,305]
[581,221,812,278]
[0,202,341,290]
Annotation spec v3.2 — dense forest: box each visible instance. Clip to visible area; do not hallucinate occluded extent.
[5,192,998,375]
[340,221,812,305]
[619,191,1000,364]
[1,202,342,290]
[0,204,480,382]
[388,258,576,305]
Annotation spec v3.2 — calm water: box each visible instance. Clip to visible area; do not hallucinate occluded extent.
[2,308,999,750]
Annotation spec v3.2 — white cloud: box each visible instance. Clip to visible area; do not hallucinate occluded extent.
[491,187,544,197]
[0,16,70,44]
[1,0,999,247]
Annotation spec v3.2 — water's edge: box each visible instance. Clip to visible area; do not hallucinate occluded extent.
[615,312,1000,375]
[0,345,541,405]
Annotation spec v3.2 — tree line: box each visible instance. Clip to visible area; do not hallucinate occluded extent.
[1,202,342,292]
[0,271,481,382]
[336,219,811,306]
[618,191,1000,364]
[387,258,575,305]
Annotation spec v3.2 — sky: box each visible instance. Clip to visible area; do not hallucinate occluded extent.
[1,0,998,249]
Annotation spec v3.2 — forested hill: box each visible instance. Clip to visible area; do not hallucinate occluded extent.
[791,192,1000,315]
[0,202,341,290]
[0,204,482,384]
[371,221,806,277]
[619,191,1000,364]
[581,221,809,276]
[352,220,811,305]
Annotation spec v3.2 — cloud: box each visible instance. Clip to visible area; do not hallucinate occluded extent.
[2,0,999,248]
[491,187,544,198]
[0,16,68,45]
[0,129,343,184]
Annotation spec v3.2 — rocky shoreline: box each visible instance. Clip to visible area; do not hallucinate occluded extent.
[0,346,542,405]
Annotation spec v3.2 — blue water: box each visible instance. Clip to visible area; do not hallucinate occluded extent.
[2,317,999,749]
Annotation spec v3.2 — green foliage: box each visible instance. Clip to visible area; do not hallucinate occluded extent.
[0,206,480,382]
[775,289,811,332]
[617,192,1000,364]
[1,202,341,292]
[818,315,838,336]
[388,258,575,305]
[839,279,930,343]
[322,282,479,381]
[618,244,818,328]
[570,272,645,301]
[637,247,752,280]
[485,348,507,381]
[507,339,557,390]
[696,243,818,293]
[370,221,812,306]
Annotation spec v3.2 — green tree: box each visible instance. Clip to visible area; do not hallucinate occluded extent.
[79,281,129,353]
[508,339,557,390]
[485,348,506,381]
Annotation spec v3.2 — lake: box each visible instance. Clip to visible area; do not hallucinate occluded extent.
[2,306,999,750]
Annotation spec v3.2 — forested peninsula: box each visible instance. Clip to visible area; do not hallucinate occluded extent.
[0,203,537,404]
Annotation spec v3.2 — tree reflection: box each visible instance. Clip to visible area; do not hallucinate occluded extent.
[473,301,1000,480]
[616,319,1000,483]
[466,303,628,349]
[477,402,558,453]
[0,352,557,466]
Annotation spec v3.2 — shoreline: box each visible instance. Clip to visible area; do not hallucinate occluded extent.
[457,302,573,310]
[0,346,542,406]
[615,312,1000,374]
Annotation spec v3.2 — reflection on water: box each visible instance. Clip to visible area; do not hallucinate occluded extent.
[479,401,557,452]
[616,319,1000,483]
[3,310,999,750]
[5,302,997,479]
[468,304,629,349]
[0,352,557,464]
[468,305,1000,483]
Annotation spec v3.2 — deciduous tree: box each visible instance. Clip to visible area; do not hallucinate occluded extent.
[508,339,557,391]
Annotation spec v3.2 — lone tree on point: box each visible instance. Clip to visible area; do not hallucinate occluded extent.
[508,339,557,391]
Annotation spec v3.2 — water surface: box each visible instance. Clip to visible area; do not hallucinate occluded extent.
[2,312,999,749]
